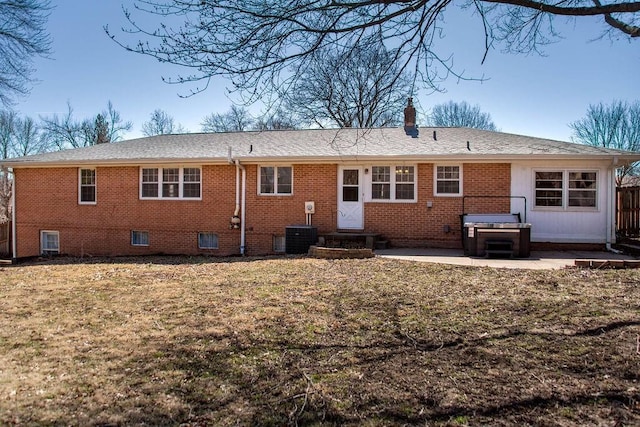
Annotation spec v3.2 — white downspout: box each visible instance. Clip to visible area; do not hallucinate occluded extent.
[228,147,246,256]
[606,165,622,253]
[235,160,246,256]
[10,168,17,263]
[234,161,241,220]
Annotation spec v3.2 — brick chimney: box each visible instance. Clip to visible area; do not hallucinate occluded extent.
[403,97,418,138]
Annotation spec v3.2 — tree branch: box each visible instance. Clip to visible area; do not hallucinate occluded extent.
[481,0,640,16]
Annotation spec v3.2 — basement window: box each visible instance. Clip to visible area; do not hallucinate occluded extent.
[273,235,286,253]
[40,231,60,255]
[198,232,219,249]
[131,230,149,246]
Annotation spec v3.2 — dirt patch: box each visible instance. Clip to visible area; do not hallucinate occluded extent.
[308,245,374,259]
[0,256,638,425]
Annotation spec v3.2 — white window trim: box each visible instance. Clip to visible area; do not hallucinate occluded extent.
[434,165,463,197]
[365,164,418,203]
[78,167,97,205]
[40,230,60,255]
[533,169,599,211]
[139,166,202,200]
[131,230,150,246]
[258,165,294,196]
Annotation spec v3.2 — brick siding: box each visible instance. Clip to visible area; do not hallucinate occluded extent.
[365,163,511,248]
[13,162,511,258]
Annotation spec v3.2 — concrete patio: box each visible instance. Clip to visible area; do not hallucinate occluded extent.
[375,248,637,270]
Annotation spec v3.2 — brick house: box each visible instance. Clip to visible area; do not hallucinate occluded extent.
[2,124,639,259]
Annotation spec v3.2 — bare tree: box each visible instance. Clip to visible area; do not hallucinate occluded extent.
[284,44,410,128]
[253,109,298,131]
[570,100,640,185]
[13,116,44,156]
[40,102,84,149]
[0,109,47,223]
[428,101,497,131]
[103,100,133,142]
[107,1,639,102]
[0,110,17,159]
[0,110,45,158]
[201,106,254,132]
[0,110,16,223]
[0,0,52,106]
[41,101,132,149]
[141,109,186,136]
[0,166,10,222]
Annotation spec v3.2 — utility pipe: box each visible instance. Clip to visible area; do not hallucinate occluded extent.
[10,168,16,263]
[606,165,623,254]
[234,160,240,220]
[227,148,246,255]
[235,160,246,256]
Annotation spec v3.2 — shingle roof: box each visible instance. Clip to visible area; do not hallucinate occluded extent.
[2,127,639,167]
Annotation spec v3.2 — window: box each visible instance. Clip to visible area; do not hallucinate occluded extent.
[41,231,59,255]
[569,172,597,207]
[198,232,218,249]
[183,168,201,198]
[162,168,180,198]
[535,170,597,209]
[535,171,563,207]
[259,166,292,195]
[140,167,201,199]
[435,165,461,196]
[395,166,415,200]
[141,168,159,198]
[79,168,96,204]
[372,166,390,200]
[273,235,286,253]
[342,169,359,202]
[131,230,149,246]
[370,165,416,201]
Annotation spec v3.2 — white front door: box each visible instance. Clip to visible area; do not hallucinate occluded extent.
[337,166,364,229]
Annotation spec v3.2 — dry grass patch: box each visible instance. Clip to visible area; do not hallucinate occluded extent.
[0,256,638,426]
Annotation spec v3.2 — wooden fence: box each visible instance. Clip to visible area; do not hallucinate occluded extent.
[617,186,640,237]
[0,221,10,257]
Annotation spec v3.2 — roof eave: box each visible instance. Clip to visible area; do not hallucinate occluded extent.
[3,152,639,168]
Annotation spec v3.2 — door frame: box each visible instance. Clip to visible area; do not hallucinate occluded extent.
[337,166,364,230]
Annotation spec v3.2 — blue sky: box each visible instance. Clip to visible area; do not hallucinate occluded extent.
[13,1,640,142]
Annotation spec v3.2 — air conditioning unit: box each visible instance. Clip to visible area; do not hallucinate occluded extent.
[285,226,318,254]
[304,201,315,214]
